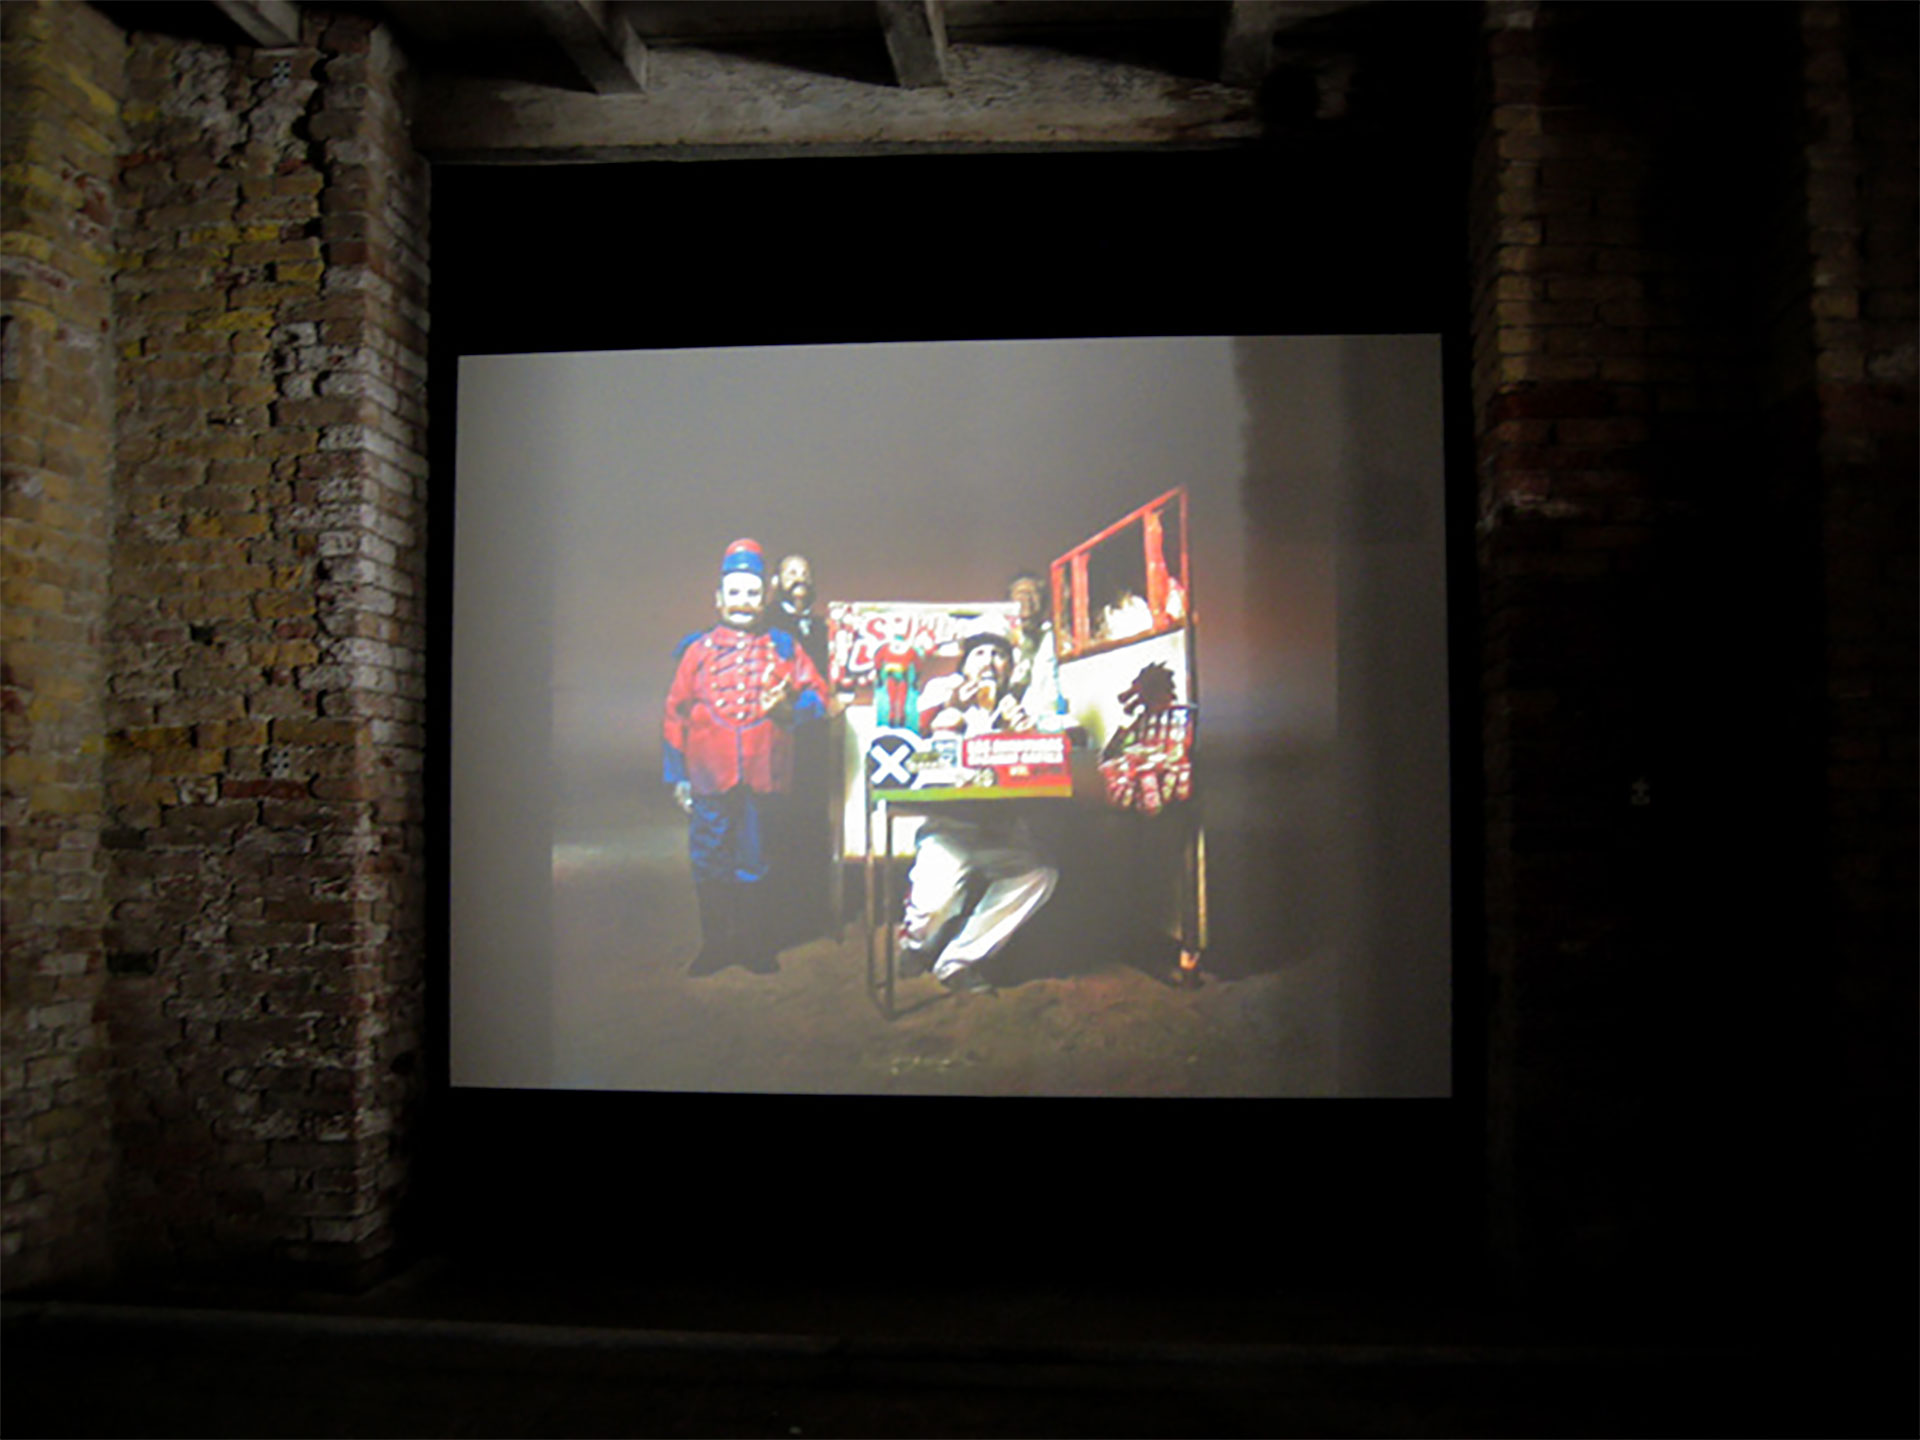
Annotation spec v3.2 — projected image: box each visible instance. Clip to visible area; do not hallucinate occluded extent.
[451,336,1451,1097]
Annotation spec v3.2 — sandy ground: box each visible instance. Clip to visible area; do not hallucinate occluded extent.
[549,766,1343,1097]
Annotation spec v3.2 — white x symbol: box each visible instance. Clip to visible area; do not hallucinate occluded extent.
[869,735,916,787]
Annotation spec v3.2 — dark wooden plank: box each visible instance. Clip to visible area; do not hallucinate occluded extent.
[210,0,302,48]
[414,42,1261,161]
[528,0,648,94]
[877,0,949,89]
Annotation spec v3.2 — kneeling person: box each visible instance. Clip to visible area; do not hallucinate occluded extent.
[898,633,1058,993]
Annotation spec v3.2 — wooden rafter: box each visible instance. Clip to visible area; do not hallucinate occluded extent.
[413,42,1260,162]
[877,0,950,90]
[1219,0,1285,88]
[210,0,302,49]
[527,0,648,95]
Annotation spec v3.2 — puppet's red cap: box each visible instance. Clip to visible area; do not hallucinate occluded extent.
[720,538,765,578]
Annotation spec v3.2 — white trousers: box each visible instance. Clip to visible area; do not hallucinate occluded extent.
[900,816,1057,981]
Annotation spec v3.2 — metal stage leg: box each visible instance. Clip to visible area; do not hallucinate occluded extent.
[863,784,901,1019]
[1176,820,1208,985]
[862,778,875,1000]
[880,800,894,1018]
[830,719,846,942]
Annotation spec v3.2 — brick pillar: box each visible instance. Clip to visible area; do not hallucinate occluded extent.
[1474,0,1915,1306]
[1784,2,1919,1307]
[1472,0,1822,1299]
[0,0,127,1292]
[104,11,427,1281]
[1799,1,1917,1105]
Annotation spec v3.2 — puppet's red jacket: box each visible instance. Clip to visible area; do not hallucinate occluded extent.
[663,625,827,795]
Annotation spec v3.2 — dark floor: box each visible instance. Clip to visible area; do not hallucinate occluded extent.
[6,1257,1914,1438]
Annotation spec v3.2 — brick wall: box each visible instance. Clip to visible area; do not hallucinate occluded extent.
[1791,2,1919,1297]
[1474,0,1916,1300]
[2,0,1907,1303]
[1800,3,1917,1095]
[0,0,127,1290]
[1476,0,1708,1289]
[96,10,428,1281]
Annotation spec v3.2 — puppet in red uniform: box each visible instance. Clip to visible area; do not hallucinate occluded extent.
[664,539,827,975]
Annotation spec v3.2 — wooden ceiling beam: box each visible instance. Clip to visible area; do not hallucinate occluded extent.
[877,0,950,90]
[210,0,302,49]
[413,43,1260,162]
[1219,0,1284,88]
[527,0,649,94]
[1219,1,1373,87]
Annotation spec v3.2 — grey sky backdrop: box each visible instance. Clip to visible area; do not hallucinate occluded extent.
[467,337,1357,772]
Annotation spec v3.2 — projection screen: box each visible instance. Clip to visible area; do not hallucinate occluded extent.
[450,334,1450,1098]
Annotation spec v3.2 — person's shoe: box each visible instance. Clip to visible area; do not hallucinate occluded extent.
[939,965,995,995]
[736,881,781,975]
[897,936,933,979]
[688,880,735,976]
[688,944,731,977]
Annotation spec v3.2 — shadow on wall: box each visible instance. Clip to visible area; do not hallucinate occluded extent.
[1233,335,1452,1096]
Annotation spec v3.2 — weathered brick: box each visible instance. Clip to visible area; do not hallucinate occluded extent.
[10,6,433,1288]
[2,0,126,1292]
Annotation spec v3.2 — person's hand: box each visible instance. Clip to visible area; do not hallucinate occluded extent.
[761,674,793,718]
[993,695,1032,731]
[673,781,693,814]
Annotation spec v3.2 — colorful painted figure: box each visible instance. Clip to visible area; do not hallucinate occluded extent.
[873,612,921,731]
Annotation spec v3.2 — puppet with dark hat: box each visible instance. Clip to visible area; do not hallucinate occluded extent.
[663,538,828,975]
